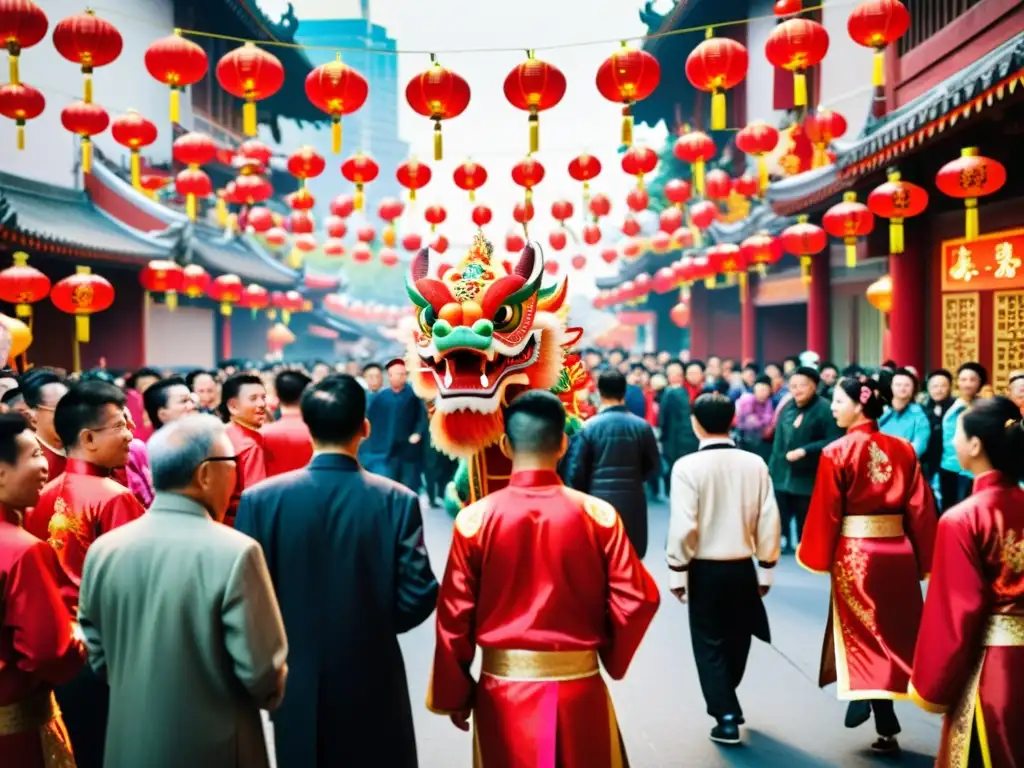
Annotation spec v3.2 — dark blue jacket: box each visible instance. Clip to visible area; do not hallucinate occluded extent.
[625,384,647,418]
[360,384,428,463]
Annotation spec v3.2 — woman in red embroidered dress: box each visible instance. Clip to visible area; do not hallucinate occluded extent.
[911,396,1024,767]
[797,376,937,756]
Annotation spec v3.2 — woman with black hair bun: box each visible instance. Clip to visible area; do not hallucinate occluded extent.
[797,375,938,757]
[910,396,1024,767]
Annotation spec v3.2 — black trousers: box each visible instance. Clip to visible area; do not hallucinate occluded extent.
[688,559,765,721]
[56,664,108,768]
[386,457,421,493]
[846,700,901,736]
[776,491,810,550]
[938,469,972,513]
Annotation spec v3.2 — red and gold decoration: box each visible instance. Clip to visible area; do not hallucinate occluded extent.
[407,54,470,160]
[471,204,492,228]
[803,109,847,168]
[551,199,574,226]
[60,100,108,174]
[664,178,692,209]
[600,247,618,264]
[548,229,567,251]
[568,153,601,203]
[571,254,586,271]
[287,145,326,191]
[139,259,184,310]
[0,0,48,85]
[685,28,748,131]
[330,194,355,219]
[621,144,658,197]
[380,247,399,267]
[588,193,611,221]
[239,283,270,317]
[306,54,368,154]
[506,230,526,253]
[865,273,893,313]
[669,301,690,328]
[453,160,487,202]
[378,197,405,245]
[707,243,750,296]
[941,228,1024,293]
[673,130,716,196]
[935,147,1006,242]
[181,264,210,298]
[659,207,683,233]
[689,200,719,231]
[215,43,284,137]
[781,214,827,283]
[395,157,431,203]
[513,201,534,226]
[733,174,759,199]
[582,223,601,245]
[823,191,874,267]
[764,16,829,108]
[595,42,661,146]
[503,51,565,154]
[341,152,380,210]
[625,189,648,214]
[0,251,49,318]
[172,131,216,221]
[425,203,447,233]
[50,265,114,371]
[622,215,641,236]
[511,156,545,209]
[144,31,208,124]
[735,120,780,194]
[431,233,449,254]
[867,170,928,254]
[704,169,732,203]
[352,242,373,263]
[266,322,295,354]
[847,0,910,89]
[0,81,44,149]
[52,9,122,103]
[209,273,243,316]
[246,206,274,234]
[740,233,783,275]
[111,110,158,189]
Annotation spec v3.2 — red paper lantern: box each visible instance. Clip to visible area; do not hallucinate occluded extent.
[653,266,677,294]
[285,189,316,212]
[0,82,44,150]
[215,43,284,137]
[395,158,431,203]
[402,232,423,252]
[111,110,158,189]
[407,56,470,160]
[239,284,270,315]
[50,266,114,348]
[511,157,545,205]
[181,265,210,298]
[246,207,274,234]
[380,247,399,267]
[174,168,212,221]
[513,202,534,225]
[649,230,673,253]
[173,131,216,166]
[935,147,1006,242]
[322,239,345,257]
[595,42,661,146]
[670,302,691,328]
[432,234,449,254]
[589,193,611,220]
[286,211,314,235]
[330,194,355,218]
[504,53,566,153]
[660,208,683,233]
[571,254,587,271]
[848,0,911,88]
[621,145,659,186]
[139,259,184,310]
[704,170,732,201]
[622,240,642,259]
[264,227,287,247]
[780,215,827,283]
[287,146,326,187]
[689,201,719,230]
[140,174,169,194]
[544,261,560,277]
[341,153,380,210]
[506,231,526,253]
[551,199,574,225]
[568,153,602,199]
[52,10,122,102]
[549,229,568,251]
[735,120,781,194]
[60,101,108,175]
[0,0,48,86]
[775,0,803,14]
[600,247,618,264]
[804,110,847,167]
[293,234,318,253]
[453,160,487,202]
[144,31,207,124]
[867,170,929,253]
[823,192,874,267]
[622,216,641,237]
[471,205,492,228]
[733,174,759,199]
[625,188,649,213]
[0,251,49,317]
[765,17,829,108]
[425,204,447,232]
[582,223,602,245]
[234,174,273,206]
[357,225,376,243]
[238,139,272,168]
[209,274,243,316]
[378,198,405,224]
[685,29,748,131]
[672,227,695,250]
[740,233,784,273]
[306,55,369,154]
[664,179,692,207]
[673,131,716,195]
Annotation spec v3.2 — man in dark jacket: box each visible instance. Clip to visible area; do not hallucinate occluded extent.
[768,366,844,553]
[358,359,428,490]
[659,361,699,492]
[235,374,438,768]
[568,369,660,557]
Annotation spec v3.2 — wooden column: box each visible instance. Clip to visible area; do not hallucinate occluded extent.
[689,282,709,360]
[741,273,757,364]
[219,312,232,362]
[889,237,927,374]
[807,254,831,358]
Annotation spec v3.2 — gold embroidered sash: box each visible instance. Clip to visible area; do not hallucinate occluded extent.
[0,690,59,736]
[481,649,599,681]
[984,614,1024,646]
[841,515,904,538]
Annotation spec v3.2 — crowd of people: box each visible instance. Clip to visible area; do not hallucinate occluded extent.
[0,343,1022,767]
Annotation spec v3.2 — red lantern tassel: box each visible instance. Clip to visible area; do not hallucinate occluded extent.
[468,188,475,203]
[757,156,768,196]
[283,309,292,325]
[76,315,90,344]
[170,88,181,124]
[793,72,808,108]
[220,301,232,317]
[243,100,257,137]
[434,119,443,161]
[711,91,726,131]
[693,160,705,196]
[186,193,197,221]
[845,237,857,268]
[800,256,812,285]
[890,219,904,254]
[332,116,342,154]
[9,53,19,85]
[739,272,748,302]
[621,106,633,147]
[355,183,364,210]
[83,71,93,104]
[528,110,539,154]
[872,50,885,88]
[131,151,141,189]
[166,290,178,311]
[965,198,979,241]
[81,138,93,174]
[15,120,24,151]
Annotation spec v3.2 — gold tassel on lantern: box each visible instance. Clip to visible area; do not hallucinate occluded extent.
[15,121,25,151]
[621,107,633,147]
[757,156,769,196]
[11,253,31,317]
[186,193,197,222]
[711,91,726,132]
[220,301,232,317]
[793,72,807,108]
[287,249,303,269]
[243,99,257,137]
[83,70,93,104]
[739,272,748,302]
[434,119,444,161]
[800,256,812,285]
[215,197,228,226]
[355,183,365,209]
[872,50,885,88]
[844,237,857,269]
[130,151,141,189]
[965,198,979,241]
[693,160,705,196]
[166,290,178,311]
[468,188,476,203]
[81,137,93,174]
[170,87,181,124]
[282,309,292,325]
[890,219,904,254]
[528,110,539,154]
[332,116,342,154]
[9,52,19,85]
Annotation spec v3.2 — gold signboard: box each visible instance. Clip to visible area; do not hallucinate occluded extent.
[993,290,1024,394]
[941,292,979,373]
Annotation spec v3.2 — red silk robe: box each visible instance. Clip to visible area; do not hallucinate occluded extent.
[225,420,267,526]
[797,421,937,699]
[911,471,1024,767]
[429,470,660,768]
[37,439,65,484]
[262,413,314,477]
[0,507,85,767]
[23,459,146,600]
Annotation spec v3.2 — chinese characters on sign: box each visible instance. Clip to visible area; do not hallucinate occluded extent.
[993,291,1024,394]
[941,293,980,374]
[942,230,1024,292]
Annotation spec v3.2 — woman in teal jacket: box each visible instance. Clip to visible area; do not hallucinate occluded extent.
[878,369,931,458]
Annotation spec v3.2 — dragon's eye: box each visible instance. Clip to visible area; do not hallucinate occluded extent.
[418,305,436,334]
[493,303,522,333]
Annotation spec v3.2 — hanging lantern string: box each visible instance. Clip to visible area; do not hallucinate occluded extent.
[92,0,853,57]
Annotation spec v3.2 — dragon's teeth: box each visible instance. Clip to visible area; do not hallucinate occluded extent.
[480,373,489,387]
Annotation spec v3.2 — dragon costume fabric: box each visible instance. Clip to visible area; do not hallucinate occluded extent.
[404,233,591,514]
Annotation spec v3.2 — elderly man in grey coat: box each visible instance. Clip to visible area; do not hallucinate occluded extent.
[78,414,288,768]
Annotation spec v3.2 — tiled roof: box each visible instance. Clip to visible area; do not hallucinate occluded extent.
[0,172,174,261]
[190,226,299,287]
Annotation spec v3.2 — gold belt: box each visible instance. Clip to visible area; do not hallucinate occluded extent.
[0,690,60,736]
[481,649,600,681]
[841,515,904,538]
[984,614,1024,647]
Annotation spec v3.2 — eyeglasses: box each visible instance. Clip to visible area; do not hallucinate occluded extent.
[200,456,238,466]
[90,421,129,433]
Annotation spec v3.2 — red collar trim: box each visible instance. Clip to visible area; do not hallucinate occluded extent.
[65,458,111,477]
[973,470,1010,493]
[508,470,563,488]
[848,420,878,435]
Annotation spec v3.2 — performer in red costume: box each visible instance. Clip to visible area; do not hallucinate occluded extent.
[262,370,313,476]
[429,391,659,768]
[911,396,1024,767]
[0,412,85,767]
[797,376,937,756]
[219,373,268,525]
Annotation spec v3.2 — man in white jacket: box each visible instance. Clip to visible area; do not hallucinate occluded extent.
[666,392,781,747]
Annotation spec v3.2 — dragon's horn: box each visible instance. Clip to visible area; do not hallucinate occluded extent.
[514,241,543,285]
[410,247,431,281]
[538,275,569,313]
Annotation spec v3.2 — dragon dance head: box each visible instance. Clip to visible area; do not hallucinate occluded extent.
[405,233,580,458]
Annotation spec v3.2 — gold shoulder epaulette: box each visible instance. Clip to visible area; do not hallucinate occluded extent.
[583,496,618,529]
[454,501,486,538]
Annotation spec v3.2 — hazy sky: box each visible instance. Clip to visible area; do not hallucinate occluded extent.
[256,0,671,283]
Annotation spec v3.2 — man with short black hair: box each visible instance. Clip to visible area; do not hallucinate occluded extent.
[142,377,195,431]
[569,369,660,557]
[362,362,383,394]
[220,373,268,526]
[360,359,427,490]
[186,369,219,414]
[659,361,699,492]
[262,370,313,476]
[21,369,68,480]
[236,374,437,767]
[667,393,780,746]
[430,390,659,766]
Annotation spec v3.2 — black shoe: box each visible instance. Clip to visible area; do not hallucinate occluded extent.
[710,716,741,746]
[871,736,901,756]
[845,701,871,729]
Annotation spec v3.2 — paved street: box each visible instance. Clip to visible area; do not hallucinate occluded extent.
[399,499,942,767]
